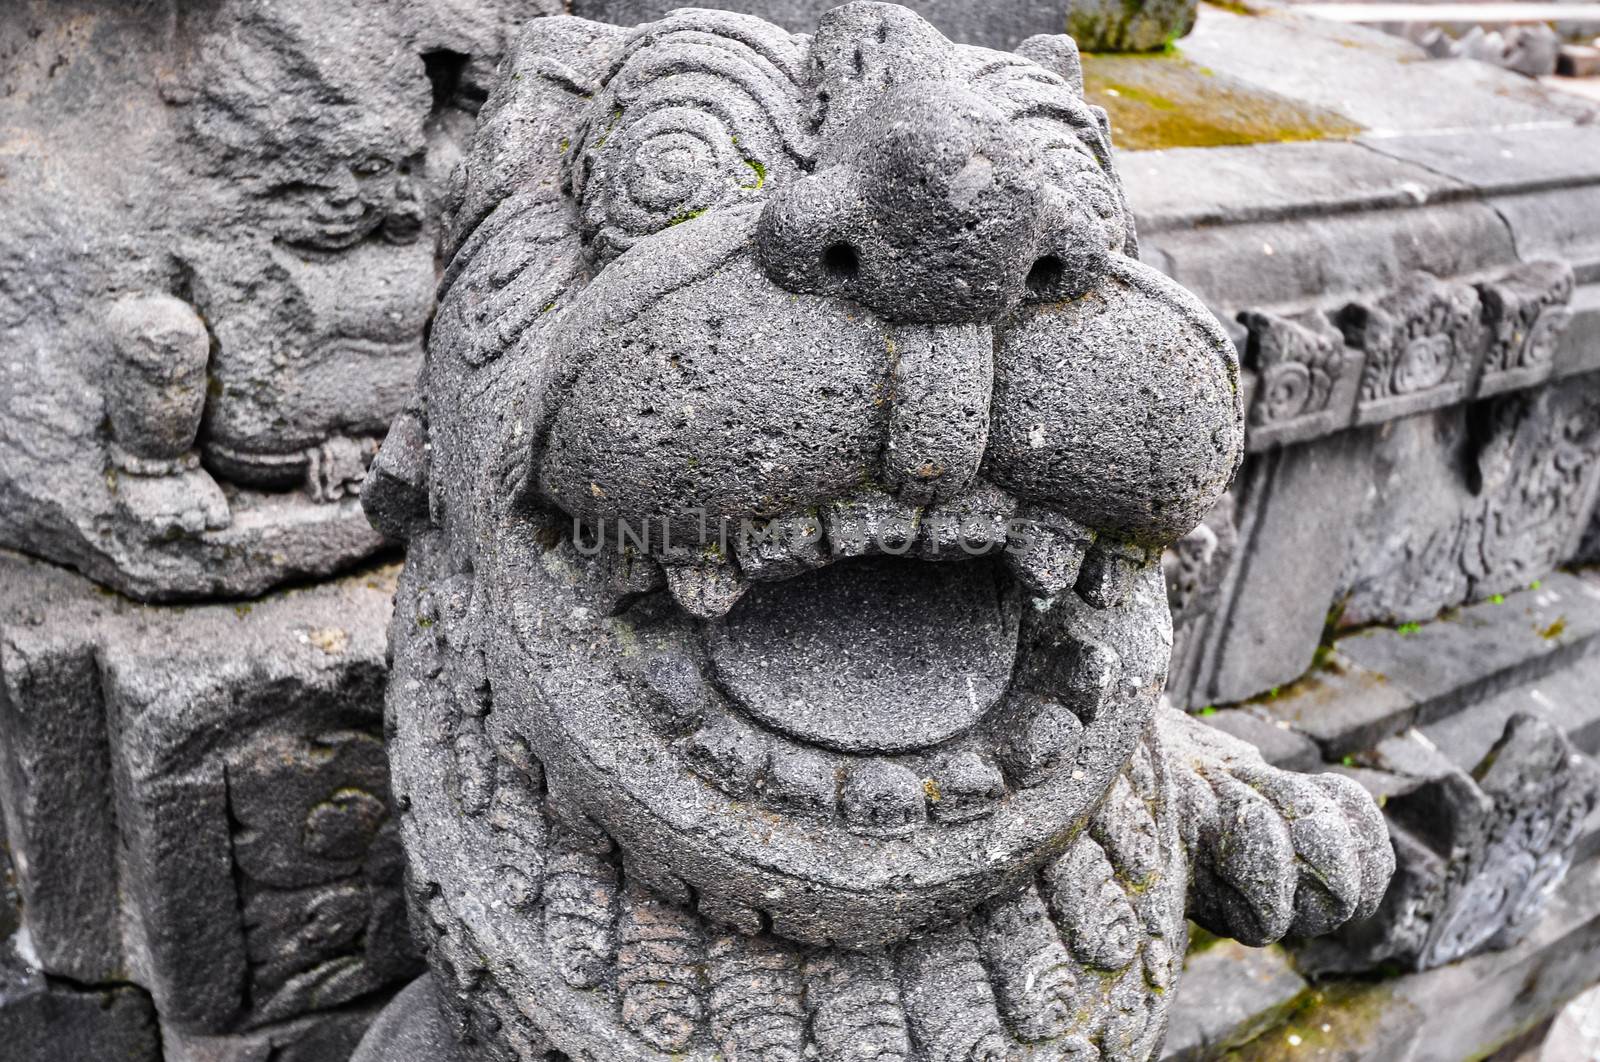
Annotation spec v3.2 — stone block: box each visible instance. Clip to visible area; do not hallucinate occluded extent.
[1161,940,1307,1060]
[1421,648,1600,767]
[1339,571,1600,726]
[0,550,417,1039]
[1252,653,1417,760]
[0,935,161,1062]
[1201,709,1324,773]
[1557,284,1600,381]
[1200,432,1370,707]
[1256,572,1600,759]
[1178,7,1595,134]
[0,626,124,983]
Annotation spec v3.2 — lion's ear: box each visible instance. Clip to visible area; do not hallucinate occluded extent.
[363,397,432,543]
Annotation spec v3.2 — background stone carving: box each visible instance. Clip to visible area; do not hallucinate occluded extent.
[1303,713,1600,974]
[0,549,418,1052]
[0,0,554,602]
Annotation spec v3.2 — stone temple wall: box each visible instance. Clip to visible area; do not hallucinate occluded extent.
[1,1,1598,1060]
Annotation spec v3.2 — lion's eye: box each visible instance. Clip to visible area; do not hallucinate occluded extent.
[353,156,392,178]
[566,14,812,263]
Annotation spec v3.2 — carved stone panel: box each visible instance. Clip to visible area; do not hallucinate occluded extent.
[1307,714,1600,974]
[1475,261,1576,398]
[0,551,416,1041]
[1344,271,1489,426]
[1342,376,1600,626]
[1238,309,1364,451]
[0,0,554,601]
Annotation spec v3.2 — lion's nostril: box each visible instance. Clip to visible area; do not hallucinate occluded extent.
[823,242,861,282]
[1027,255,1066,296]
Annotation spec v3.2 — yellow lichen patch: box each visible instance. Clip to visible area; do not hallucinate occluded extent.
[1082,53,1363,150]
[307,626,350,656]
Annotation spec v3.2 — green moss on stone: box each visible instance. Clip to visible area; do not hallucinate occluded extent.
[1082,53,1363,150]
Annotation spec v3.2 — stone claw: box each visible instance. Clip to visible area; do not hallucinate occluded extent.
[1161,707,1395,946]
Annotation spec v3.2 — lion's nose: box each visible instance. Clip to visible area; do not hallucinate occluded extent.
[755,82,1046,325]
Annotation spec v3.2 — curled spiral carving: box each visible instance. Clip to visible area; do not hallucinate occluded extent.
[568,13,814,263]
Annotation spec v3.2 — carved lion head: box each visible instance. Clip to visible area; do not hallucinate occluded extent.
[370,3,1244,1057]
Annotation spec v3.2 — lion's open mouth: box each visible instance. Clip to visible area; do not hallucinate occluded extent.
[703,554,1023,755]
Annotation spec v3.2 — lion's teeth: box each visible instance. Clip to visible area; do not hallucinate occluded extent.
[1074,539,1146,609]
[664,553,750,618]
[916,483,1016,560]
[822,492,923,558]
[735,512,831,582]
[1004,507,1093,597]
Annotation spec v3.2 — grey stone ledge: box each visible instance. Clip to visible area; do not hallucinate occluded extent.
[1256,570,1600,757]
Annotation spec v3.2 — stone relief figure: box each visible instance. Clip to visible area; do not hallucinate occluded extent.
[358,6,1395,1059]
[0,0,552,601]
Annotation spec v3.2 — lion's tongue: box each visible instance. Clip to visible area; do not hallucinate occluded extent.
[704,557,1019,755]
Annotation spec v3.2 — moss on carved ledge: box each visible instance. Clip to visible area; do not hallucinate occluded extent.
[1082,52,1363,150]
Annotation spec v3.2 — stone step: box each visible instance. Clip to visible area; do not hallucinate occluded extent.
[1254,570,1600,758]
[1420,647,1600,766]
[1295,2,1600,25]
[1231,854,1600,1060]
[1161,941,1309,1060]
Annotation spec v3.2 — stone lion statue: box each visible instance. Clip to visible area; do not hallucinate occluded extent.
[358,5,1395,1059]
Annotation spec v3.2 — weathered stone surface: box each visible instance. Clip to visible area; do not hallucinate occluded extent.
[163,1002,390,1062]
[1254,571,1600,759]
[1068,0,1198,52]
[0,0,553,601]
[1337,571,1600,730]
[0,934,161,1062]
[1200,710,1323,773]
[0,550,417,1037]
[1187,429,1370,708]
[1339,380,1600,628]
[0,620,124,982]
[356,6,1391,1060]
[1161,940,1307,1061]
[1310,714,1599,974]
[1540,981,1600,1062]
[348,978,470,1062]
[1232,854,1600,1061]
[1176,7,1596,135]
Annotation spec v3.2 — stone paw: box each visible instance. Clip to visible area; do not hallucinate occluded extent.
[1160,707,1395,946]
